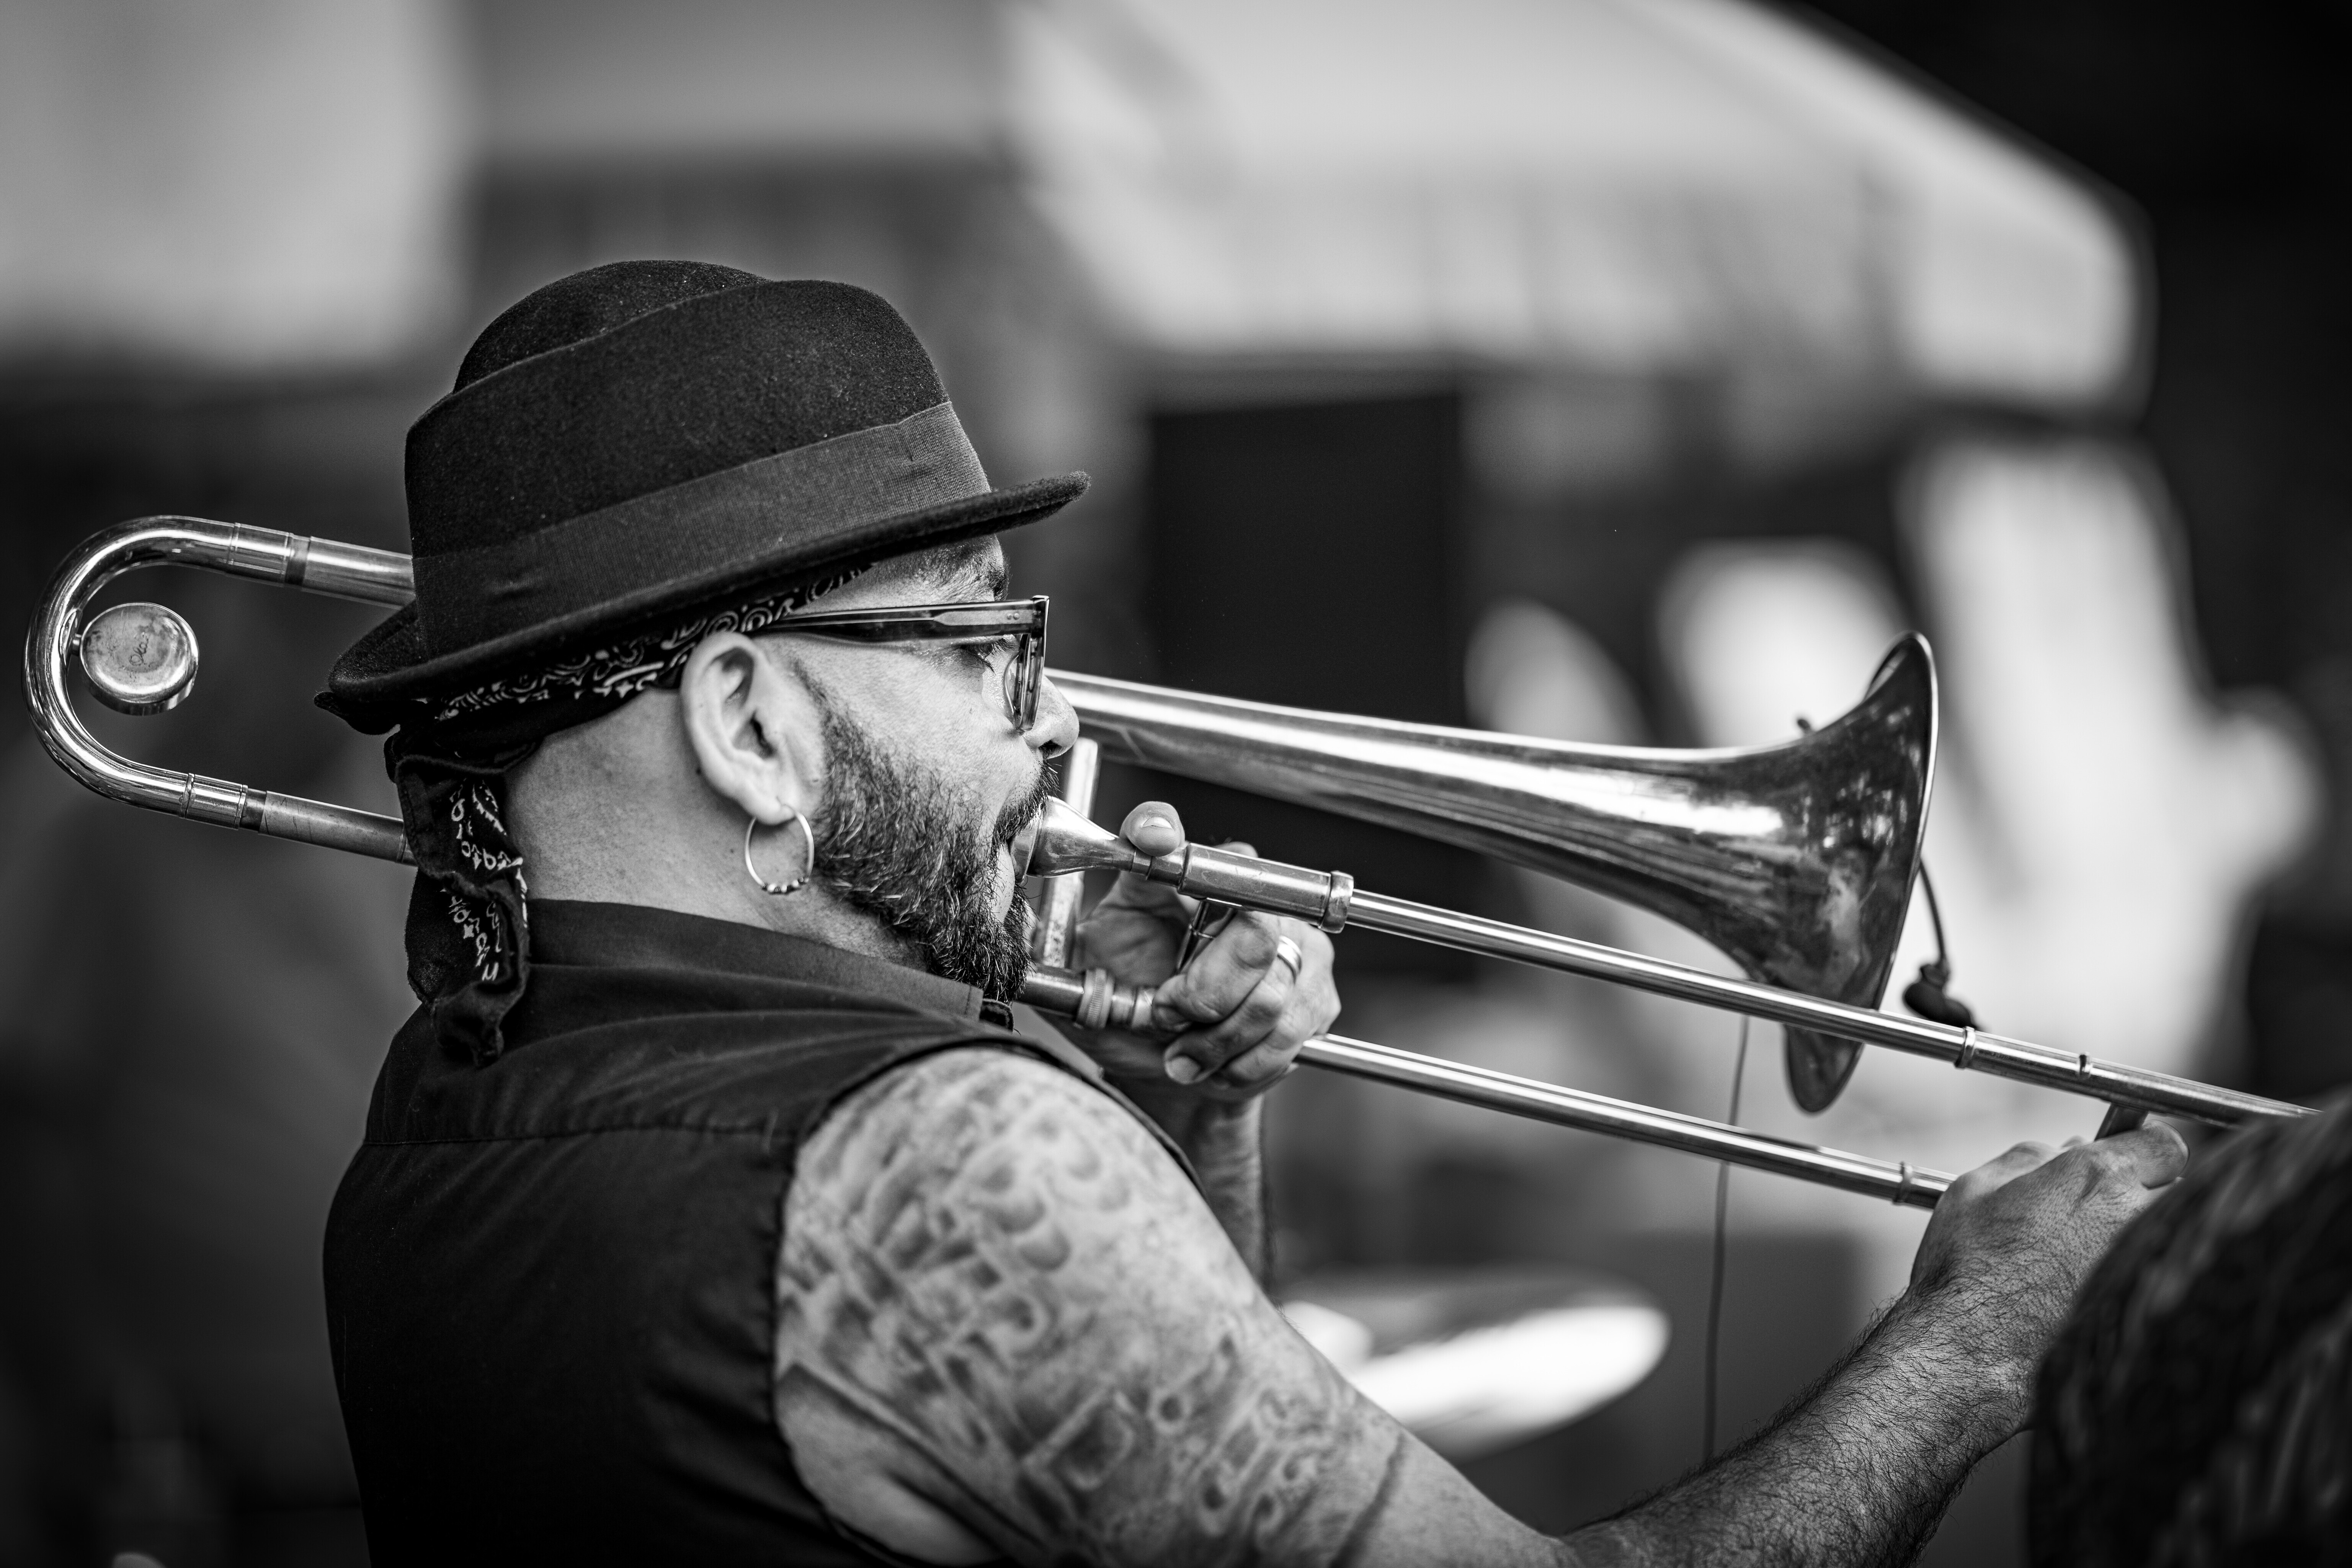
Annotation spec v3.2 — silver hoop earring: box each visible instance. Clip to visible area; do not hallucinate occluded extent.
[744,810,816,897]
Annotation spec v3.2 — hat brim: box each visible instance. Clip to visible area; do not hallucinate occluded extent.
[324,471,1086,728]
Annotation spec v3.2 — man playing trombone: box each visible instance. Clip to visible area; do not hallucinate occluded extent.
[318,261,2185,1566]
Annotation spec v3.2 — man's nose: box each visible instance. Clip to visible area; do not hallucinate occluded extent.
[1027,674,1079,759]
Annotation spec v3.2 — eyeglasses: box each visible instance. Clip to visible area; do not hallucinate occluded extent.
[768,595,1050,732]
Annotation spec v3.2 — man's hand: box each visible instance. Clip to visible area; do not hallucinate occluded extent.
[1567,1122,2191,1567]
[1067,799,1339,1097]
[1904,1122,2189,1412]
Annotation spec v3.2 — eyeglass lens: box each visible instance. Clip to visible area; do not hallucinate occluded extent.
[1002,632,1042,730]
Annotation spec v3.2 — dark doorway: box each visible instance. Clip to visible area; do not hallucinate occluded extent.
[1127,392,1479,981]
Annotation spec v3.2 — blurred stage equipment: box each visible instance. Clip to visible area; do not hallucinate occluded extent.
[1279,1268,1669,1460]
[26,520,2312,1212]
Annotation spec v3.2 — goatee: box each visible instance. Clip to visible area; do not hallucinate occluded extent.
[804,688,1049,998]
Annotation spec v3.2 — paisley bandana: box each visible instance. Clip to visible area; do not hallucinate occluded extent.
[388,570,858,1062]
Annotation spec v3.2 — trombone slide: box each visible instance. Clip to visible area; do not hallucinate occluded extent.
[1015,963,1949,1209]
[1025,800,2305,1130]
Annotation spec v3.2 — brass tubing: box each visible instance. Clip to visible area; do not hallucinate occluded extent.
[292,534,415,605]
[1293,1033,1951,1210]
[1011,965,1949,1207]
[1339,891,2305,1127]
[24,518,417,864]
[1019,792,2307,1129]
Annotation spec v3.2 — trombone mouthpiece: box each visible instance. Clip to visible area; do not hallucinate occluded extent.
[1024,797,1355,931]
[1027,797,1147,877]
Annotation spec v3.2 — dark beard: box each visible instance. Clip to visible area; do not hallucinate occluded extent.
[804,689,1049,998]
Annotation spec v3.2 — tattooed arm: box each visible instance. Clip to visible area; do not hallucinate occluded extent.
[1107,1087,1273,1280]
[775,1048,2185,1568]
[776,1047,1537,1567]
[1060,801,1342,1279]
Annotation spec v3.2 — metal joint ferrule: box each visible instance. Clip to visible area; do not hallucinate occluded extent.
[1320,871,1354,933]
[183,774,257,830]
[220,522,301,581]
[1070,967,1155,1032]
[1962,1029,2078,1080]
[1078,967,1117,1030]
[1112,977,1157,1031]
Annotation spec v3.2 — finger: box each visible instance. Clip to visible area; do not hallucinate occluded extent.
[1164,937,1297,1081]
[1121,800,1186,858]
[2034,1129,2187,1218]
[1156,909,1290,1029]
[2099,1120,2189,1187]
[1208,1037,1298,1091]
[1086,802,1194,929]
[1155,911,1333,1038]
[1097,830,1249,924]
[1945,1139,2061,1204]
[1168,971,1304,1085]
[1166,925,1338,1083]
[1243,969,1340,1068]
[1088,862,1192,924]
[1984,1140,2059,1176]
[1267,930,1341,1039]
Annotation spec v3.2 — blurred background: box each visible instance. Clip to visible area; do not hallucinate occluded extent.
[1,1,2345,1563]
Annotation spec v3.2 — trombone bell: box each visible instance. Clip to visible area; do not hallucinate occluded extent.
[1050,637,1938,1112]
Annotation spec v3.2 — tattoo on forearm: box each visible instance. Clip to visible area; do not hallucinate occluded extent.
[777,1049,1398,1566]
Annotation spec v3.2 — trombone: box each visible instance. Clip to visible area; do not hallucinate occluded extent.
[25,518,2313,1213]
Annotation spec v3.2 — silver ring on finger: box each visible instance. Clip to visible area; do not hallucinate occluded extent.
[1270,934,1304,980]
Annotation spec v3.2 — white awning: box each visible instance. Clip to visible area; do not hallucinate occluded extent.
[1008,0,2140,409]
[0,0,466,371]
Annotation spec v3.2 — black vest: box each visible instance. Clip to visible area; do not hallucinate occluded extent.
[326,901,1164,1565]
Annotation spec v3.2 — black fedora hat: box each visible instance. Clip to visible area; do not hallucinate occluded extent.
[325,261,1086,722]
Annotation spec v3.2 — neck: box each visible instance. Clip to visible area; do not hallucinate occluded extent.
[504,724,920,971]
[535,850,919,970]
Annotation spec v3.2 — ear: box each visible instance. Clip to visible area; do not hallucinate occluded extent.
[678,631,820,827]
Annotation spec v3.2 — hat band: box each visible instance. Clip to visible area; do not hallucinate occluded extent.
[412,401,988,653]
